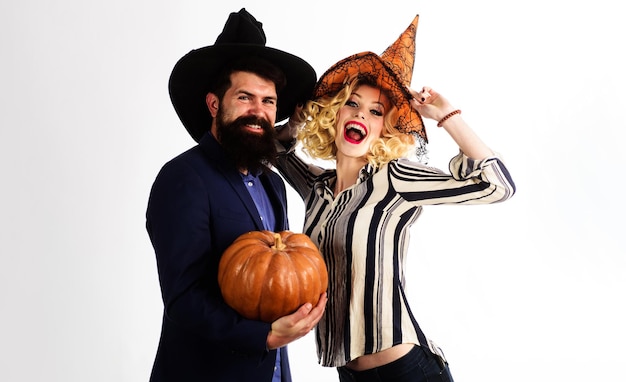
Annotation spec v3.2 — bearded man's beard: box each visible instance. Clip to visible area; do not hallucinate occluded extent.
[216,112,277,174]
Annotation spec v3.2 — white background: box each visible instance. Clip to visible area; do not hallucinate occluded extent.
[1,1,624,381]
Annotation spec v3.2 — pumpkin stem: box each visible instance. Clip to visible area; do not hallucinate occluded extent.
[272,233,287,251]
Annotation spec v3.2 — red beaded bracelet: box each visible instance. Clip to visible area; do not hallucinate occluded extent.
[437,109,461,127]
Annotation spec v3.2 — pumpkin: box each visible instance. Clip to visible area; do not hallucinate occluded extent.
[218,230,328,323]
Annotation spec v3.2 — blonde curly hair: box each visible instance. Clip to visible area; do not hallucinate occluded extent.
[296,77,416,169]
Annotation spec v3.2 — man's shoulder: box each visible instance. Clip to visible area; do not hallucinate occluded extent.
[152,144,223,187]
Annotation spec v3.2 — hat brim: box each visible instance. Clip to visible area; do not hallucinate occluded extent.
[169,44,317,142]
[313,52,426,142]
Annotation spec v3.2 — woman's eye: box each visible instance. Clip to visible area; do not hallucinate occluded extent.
[346,100,358,107]
[371,109,383,116]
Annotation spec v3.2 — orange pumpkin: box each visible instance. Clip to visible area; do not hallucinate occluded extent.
[218,230,328,323]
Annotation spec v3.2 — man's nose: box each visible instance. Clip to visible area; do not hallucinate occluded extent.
[248,98,267,114]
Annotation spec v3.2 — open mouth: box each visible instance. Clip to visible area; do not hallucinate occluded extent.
[244,123,263,133]
[344,121,368,144]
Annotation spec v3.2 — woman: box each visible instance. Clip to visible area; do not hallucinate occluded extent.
[276,15,515,382]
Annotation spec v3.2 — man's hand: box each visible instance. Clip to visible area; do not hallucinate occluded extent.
[266,292,327,350]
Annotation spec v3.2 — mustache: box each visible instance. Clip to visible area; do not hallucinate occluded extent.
[230,115,273,132]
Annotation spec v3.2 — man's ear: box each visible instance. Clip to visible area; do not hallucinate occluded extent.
[206,93,219,118]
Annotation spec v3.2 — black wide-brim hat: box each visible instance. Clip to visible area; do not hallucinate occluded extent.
[169,8,317,142]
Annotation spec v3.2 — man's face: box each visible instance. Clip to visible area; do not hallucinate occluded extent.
[211,71,278,136]
[210,71,279,173]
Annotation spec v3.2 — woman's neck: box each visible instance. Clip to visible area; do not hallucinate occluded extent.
[334,155,368,196]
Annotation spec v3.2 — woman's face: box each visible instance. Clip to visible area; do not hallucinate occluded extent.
[334,84,389,161]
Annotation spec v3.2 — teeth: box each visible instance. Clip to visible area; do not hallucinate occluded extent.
[346,123,365,135]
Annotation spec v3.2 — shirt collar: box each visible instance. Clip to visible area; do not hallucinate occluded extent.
[317,163,376,196]
[359,163,375,183]
[240,167,264,179]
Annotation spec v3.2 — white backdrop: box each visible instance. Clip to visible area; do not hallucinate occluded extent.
[1,1,624,381]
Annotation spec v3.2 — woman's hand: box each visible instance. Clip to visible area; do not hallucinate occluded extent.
[276,103,305,143]
[409,86,457,122]
[408,86,493,160]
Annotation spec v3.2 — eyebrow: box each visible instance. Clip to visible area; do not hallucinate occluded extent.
[237,89,277,102]
[352,91,386,108]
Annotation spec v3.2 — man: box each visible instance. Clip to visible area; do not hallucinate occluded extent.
[146,9,327,381]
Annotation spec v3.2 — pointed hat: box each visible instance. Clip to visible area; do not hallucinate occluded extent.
[313,15,425,141]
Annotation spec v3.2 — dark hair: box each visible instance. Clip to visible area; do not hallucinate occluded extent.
[211,56,287,100]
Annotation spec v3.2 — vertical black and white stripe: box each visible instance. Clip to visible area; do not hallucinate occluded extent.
[275,152,515,367]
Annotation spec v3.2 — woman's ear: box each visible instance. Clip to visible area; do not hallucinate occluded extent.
[206,93,219,118]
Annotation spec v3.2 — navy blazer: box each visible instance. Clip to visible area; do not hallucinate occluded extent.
[146,132,292,381]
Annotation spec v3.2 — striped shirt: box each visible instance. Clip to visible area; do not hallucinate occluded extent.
[275,151,515,367]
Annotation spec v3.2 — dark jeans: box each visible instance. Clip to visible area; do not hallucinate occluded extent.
[337,345,454,382]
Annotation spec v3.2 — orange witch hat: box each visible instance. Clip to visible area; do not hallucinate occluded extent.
[312,15,425,141]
